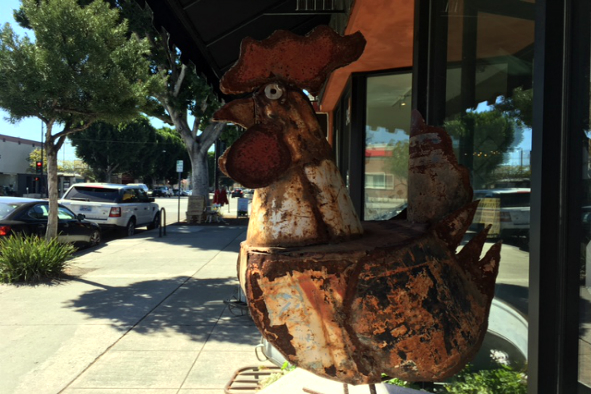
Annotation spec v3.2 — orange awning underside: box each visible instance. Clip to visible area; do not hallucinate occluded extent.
[319,0,415,113]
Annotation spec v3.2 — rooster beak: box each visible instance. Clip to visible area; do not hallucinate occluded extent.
[213,98,255,129]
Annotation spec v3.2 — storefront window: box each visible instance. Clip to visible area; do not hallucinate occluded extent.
[579,12,591,388]
[364,72,411,220]
[582,134,591,389]
[443,0,534,385]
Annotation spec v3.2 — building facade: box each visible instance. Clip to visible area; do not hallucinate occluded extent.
[140,0,590,392]
[0,134,43,196]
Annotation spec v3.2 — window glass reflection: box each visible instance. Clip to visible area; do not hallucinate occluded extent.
[364,72,411,220]
[443,0,533,387]
[580,28,591,387]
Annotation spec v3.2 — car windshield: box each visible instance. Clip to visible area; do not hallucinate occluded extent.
[0,202,22,219]
[474,190,531,207]
[64,186,121,203]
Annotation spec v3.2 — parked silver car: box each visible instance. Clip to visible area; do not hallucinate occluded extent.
[60,183,160,236]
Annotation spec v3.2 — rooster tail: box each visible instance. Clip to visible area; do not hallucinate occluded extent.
[454,223,502,294]
[432,202,502,295]
[456,223,492,267]
[473,240,502,294]
[432,200,480,252]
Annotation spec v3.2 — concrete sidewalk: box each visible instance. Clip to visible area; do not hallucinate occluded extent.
[0,224,271,394]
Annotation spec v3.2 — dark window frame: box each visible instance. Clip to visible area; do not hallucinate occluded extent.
[336,68,413,220]
[413,0,587,392]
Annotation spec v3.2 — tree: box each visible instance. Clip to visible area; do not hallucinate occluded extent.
[69,119,188,184]
[110,0,238,201]
[149,127,190,185]
[0,0,160,239]
[494,87,534,128]
[388,140,410,185]
[70,117,156,182]
[445,110,521,188]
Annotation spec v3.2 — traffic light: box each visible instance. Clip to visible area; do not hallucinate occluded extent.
[34,177,39,182]
[35,161,43,174]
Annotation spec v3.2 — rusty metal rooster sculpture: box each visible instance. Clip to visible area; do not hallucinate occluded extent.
[214,26,501,386]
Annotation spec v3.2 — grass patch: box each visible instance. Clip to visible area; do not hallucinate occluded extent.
[437,364,527,394]
[384,363,527,393]
[0,234,76,283]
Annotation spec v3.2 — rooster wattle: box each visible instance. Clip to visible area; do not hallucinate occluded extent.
[214,26,501,385]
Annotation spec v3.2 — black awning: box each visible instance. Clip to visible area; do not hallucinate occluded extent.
[138,0,339,96]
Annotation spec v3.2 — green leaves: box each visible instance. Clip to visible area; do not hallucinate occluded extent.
[444,109,523,189]
[69,117,187,182]
[440,364,527,394]
[0,0,161,127]
[0,234,75,283]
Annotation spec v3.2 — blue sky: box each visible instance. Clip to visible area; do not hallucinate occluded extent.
[1,0,532,165]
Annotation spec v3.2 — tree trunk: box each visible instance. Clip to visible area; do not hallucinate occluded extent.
[44,125,61,240]
[167,108,226,203]
[190,147,209,198]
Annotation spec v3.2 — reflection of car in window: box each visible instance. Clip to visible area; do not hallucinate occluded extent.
[472,188,530,239]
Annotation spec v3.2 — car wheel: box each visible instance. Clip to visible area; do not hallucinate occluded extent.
[147,213,160,230]
[88,229,101,247]
[122,219,136,237]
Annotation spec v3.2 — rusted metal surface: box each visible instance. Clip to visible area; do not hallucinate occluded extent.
[215,27,501,386]
[241,207,500,385]
[407,110,473,223]
[218,26,366,96]
[215,26,365,248]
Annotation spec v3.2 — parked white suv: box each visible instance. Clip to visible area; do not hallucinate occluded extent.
[472,188,530,239]
[60,183,160,236]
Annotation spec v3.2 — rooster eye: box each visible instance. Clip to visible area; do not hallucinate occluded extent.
[264,83,284,100]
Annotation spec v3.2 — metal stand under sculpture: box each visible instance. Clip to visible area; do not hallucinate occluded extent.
[214,26,501,386]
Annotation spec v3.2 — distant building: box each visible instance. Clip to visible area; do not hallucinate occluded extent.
[364,144,407,220]
[0,134,43,196]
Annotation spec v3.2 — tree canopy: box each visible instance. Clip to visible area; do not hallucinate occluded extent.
[0,0,163,239]
[104,0,240,197]
[69,118,188,184]
[445,109,522,188]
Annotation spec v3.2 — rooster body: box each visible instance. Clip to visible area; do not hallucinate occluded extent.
[217,84,362,248]
[214,26,501,385]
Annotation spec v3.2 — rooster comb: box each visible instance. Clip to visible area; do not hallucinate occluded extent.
[219,25,366,96]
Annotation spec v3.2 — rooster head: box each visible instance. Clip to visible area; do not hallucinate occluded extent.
[214,26,366,189]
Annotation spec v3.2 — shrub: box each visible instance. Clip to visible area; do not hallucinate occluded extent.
[0,234,76,283]
[384,364,527,394]
[259,362,296,389]
[435,364,527,394]
[382,374,423,390]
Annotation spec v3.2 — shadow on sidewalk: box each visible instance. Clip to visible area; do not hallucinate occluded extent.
[64,276,255,345]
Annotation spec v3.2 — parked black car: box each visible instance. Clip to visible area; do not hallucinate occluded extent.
[0,197,101,248]
[152,186,172,197]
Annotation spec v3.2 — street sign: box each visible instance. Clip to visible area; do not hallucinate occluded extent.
[176,160,183,172]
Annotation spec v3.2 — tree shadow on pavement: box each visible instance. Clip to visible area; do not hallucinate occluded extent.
[141,225,247,252]
[64,275,258,346]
